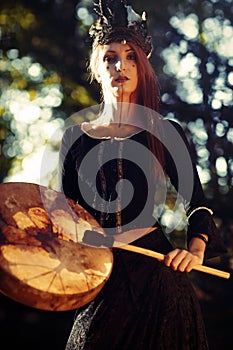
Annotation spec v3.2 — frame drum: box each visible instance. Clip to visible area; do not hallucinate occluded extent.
[0,182,113,311]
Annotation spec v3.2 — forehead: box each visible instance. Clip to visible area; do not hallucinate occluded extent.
[100,42,134,54]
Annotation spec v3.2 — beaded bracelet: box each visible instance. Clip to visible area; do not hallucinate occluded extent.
[191,234,208,246]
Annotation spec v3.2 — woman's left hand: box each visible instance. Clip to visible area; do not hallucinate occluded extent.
[164,248,204,273]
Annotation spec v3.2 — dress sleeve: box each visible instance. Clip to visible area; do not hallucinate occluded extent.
[163,119,227,259]
[58,125,82,202]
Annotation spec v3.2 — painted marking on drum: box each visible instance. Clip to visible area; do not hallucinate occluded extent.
[4,196,19,209]
[13,211,37,230]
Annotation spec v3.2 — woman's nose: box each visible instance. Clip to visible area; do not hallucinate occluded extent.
[115,59,125,72]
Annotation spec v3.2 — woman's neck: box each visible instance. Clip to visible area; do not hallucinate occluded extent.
[94,101,144,127]
[81,101,146,139]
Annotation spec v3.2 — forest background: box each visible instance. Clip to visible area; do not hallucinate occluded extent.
[0,0,232,349]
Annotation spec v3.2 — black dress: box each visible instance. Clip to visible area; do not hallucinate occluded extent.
[59,119,226,350]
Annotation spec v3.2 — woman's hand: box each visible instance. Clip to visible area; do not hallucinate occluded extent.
[164,234,208,272]
[164,248,204,272]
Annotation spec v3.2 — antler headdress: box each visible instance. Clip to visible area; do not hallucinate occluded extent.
[89,0,152,57]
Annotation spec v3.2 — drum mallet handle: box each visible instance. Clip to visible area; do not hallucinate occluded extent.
[82,231,230,279]
[117,243,230,279]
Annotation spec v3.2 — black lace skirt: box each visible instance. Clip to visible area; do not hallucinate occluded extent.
[65,228,209,350]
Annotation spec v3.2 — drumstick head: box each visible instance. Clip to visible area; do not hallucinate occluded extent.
[83,230,114,247]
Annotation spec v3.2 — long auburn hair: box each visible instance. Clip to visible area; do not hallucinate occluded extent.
[89,41,165,181]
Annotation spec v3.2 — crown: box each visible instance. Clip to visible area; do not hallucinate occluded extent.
[89,0,152,57]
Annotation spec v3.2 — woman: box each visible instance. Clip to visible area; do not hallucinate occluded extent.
[59,1,226,349]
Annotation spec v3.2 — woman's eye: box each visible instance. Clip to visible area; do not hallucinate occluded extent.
[104,56,117,63]
[127,53,136,61]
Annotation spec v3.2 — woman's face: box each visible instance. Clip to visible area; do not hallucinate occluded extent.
[96,42,138,102]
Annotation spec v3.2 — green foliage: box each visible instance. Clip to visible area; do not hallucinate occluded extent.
[0,0,232,235]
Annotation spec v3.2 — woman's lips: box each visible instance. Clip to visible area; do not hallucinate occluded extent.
[115,76,129,83]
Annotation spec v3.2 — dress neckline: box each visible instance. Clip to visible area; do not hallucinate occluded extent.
[80,122,145,141]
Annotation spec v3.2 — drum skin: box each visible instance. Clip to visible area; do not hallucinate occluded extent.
[0,182,113,311]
